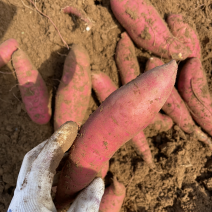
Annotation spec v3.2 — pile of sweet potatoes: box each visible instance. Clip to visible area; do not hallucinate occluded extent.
[1,0,211,211]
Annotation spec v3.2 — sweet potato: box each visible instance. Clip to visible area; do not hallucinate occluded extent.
[92,71,154,167]
[0,39,18,68]
[116,33,173,132]
[115,32,140,85]
[178,58,212,137]
[167,14,201,59]
[54,60,177,208]
[12,49,51,125]
[110,0,190,60]
[146,57,212,148]
[99,176,126,212]
[54,44,91,130]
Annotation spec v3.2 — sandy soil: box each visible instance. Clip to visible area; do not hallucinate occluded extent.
[0,0,212,211]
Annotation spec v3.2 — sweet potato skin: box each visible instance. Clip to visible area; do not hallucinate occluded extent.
[99,177,126,212]
[116,36,173,132]
[145,57,164,72]
[54,44,91,130]
[150,113,173,132]
[12,49,51,125]
[110,0,190,60]
[92,71,154,167]
[167,14,201,59]
[91,71,117,102]
[178,58,212,136]
[131,131,154,166]
[0,39,19,68]
[162,87,195,133]
[54,60,177,208]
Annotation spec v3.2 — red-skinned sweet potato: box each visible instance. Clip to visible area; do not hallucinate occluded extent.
[116,32,140,85]
[99,176,126,212]
[54,60,177,208]
[110,0,190,60]
[0,39,19,68]
[12,49,51,125]
[178,58,212,136]
[167,14,201,59]
[54,44,91,130]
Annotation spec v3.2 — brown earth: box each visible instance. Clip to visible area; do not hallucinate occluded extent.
[0,0,212,211]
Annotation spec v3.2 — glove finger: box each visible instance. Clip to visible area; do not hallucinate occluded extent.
[16,139,48,190]
[17,121,78,202]
[67,178,105,212]
[29,121,78,180]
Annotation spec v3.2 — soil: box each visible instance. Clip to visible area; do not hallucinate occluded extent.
[0,0,212,211]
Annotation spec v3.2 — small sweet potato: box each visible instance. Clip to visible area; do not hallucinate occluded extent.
[167,14,201,59]
[99,176,126,212]
[12,49,51,125]
[116,32,140,85]
[54,44,91,130]
[0,39,19,68]
[55,60,177,208]
[110,0,190,60]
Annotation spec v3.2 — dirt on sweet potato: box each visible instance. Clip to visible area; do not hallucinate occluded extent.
[0,0,212,211]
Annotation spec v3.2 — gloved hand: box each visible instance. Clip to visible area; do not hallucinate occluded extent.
[8,121,104,212]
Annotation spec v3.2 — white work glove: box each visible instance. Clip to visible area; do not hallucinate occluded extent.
[8,121,104,212]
